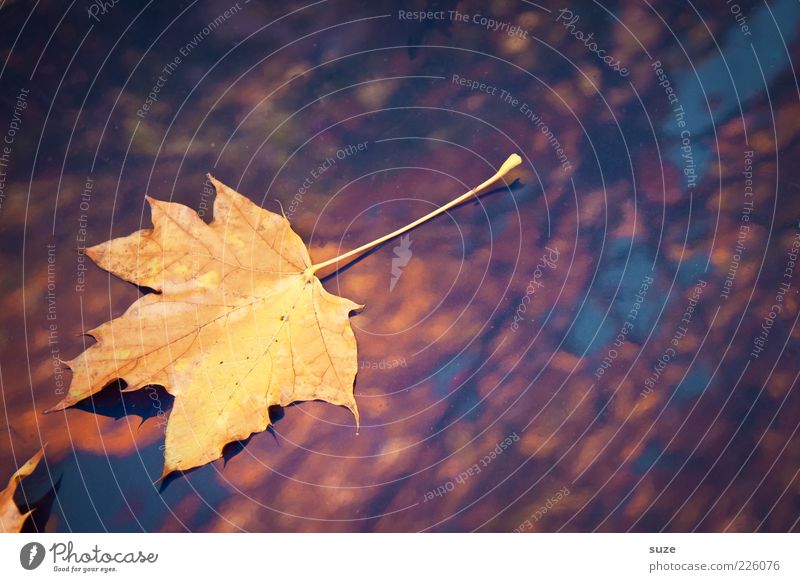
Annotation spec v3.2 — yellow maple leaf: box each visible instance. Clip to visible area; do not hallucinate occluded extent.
[46,155,521,477]
[0,449,44,533]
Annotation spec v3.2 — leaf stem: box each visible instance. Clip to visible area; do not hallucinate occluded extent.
[308,153,522,275]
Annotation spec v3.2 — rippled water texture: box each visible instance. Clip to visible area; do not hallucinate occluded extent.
[1,0,799,532]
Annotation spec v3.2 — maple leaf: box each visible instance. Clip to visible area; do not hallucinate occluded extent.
[0,449,44,533]
[46,155,521,477]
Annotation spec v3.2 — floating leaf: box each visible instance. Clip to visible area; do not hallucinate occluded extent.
[47,155,521,476]
[0,449,44,533]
